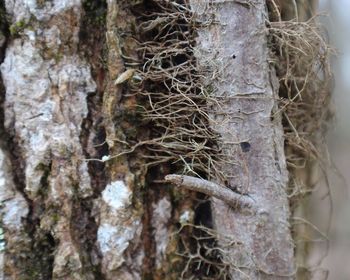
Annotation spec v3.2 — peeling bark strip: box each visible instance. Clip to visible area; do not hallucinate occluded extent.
[189,0,295,279]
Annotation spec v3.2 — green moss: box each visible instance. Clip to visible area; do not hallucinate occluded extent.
[9,14,37,37]
[27,269,41,280]
[82,0,107,26]
[51,213,60,223]
[54,52,63,64]
[9,20,26,36]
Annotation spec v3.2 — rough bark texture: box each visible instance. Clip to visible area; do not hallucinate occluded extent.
[1,0,97,279]
[95,1,145,279]
[190,0,295,279]
[0,0,297,279]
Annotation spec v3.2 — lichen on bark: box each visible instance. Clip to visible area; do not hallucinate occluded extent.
[1,0,98,278]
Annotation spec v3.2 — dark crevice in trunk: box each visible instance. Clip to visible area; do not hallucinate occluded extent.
[29,231,56,279]
[140,186,156,278]
[194,199,213,228]
[127,1,222,277]
[141,167,171,278]
[77,0,108,278]
[27,161,56,280]
[79,0,108,196]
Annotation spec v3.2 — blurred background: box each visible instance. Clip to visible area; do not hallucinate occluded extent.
[302,0,350,279]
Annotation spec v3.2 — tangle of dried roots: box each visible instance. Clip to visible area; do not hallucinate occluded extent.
[268,12,333,186]
[175,223,251,280]
[119,0,227,182]
[267,2,334,277]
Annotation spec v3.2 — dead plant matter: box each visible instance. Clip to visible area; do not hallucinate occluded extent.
[267,3,334,276]
[175,223,245,280]
[126,1,231,278]
[118,0,226,181]
[268,14,333,171]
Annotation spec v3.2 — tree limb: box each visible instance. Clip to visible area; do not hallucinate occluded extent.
[165,174,254,209]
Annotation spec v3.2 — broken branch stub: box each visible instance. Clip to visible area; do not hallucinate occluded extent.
[165,174,254,209]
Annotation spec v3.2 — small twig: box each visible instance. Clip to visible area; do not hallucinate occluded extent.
[165,174,254,209]
[203,0,256,9]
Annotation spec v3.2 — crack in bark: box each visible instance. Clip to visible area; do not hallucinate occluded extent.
[75,1,108,278]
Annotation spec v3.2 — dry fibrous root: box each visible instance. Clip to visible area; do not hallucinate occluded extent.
[267,8,333,186]
[174,223,248,280]
[108,0,228,182]
[267,2,333,275]
[113,0,236,278]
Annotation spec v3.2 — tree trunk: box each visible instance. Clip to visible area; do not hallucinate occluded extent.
[190,1,294,279]
[0,0,309,279]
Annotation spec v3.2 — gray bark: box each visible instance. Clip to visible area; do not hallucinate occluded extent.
[1,0,97,279]
[190,0,295,279]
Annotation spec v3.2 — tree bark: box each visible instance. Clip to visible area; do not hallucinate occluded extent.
[0,0,297,279]
[190,0,295,279]
[0,0,98,279]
